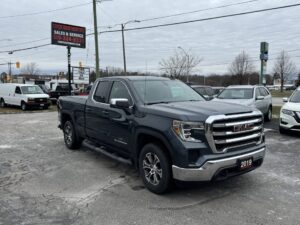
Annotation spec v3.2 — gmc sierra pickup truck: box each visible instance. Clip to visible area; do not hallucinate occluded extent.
[58,76,266,194]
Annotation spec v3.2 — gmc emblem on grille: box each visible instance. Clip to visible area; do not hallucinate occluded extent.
[233,123,253,132]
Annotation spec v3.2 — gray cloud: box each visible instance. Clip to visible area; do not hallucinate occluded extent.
[0,0,300,76]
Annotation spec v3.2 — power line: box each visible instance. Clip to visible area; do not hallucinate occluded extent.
[139,0,261,22]
[0,37,49,48]
[98,2,300,34]
[0,1,92,19]
[0,44,50,54]
[2,3,300,54]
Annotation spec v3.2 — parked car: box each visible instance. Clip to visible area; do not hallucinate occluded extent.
[58,76,266,194]
[285,86,297,91]
[213,85,272,121]
[78,85,92,96]
[191,85,215,100]
[0,83,50,110]
[212,86,225,95]
[49,83,79,104]
[279,87,300,133]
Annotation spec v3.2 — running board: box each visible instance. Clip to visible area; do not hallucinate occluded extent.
[83,140,132,165]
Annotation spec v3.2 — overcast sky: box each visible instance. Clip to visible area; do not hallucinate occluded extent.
[1,0,300,76]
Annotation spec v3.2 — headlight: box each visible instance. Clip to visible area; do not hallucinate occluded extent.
[28,98,35,101]
[172,120,204,142]
[282,109,294,116]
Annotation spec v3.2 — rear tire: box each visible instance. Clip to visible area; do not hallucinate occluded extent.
[139,143,172,194]
[279,126,288,134]
[21,102,27,111]
[0,98,6,108]
[63,121,82,150]
[265,106,272,122]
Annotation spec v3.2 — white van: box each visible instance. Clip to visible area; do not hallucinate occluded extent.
[0,83,50,110]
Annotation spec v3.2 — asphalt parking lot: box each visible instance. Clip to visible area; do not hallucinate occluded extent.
[0,112,299,225]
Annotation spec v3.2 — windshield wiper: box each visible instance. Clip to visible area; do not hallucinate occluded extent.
[146,101,170,105]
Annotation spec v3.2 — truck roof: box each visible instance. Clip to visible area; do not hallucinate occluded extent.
[101,76,170,81]
[0,83,39,87]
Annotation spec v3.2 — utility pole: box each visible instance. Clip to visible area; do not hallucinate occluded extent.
[121,24,126,74]
[93,0,100,78]
[121,20,140,75]
[260,42,269,85]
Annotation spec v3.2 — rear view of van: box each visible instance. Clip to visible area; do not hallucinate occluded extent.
[0,84,50,110]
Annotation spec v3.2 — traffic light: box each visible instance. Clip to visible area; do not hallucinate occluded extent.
[16,61,20,68]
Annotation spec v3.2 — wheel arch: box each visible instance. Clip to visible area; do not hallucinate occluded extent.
[134,128,174,169]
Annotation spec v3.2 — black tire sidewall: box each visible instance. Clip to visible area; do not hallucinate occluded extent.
[139,143,171,194]
[63,121,77,149]
[0,99,5,108]
[265,107,272,122]
[21,102,26,111]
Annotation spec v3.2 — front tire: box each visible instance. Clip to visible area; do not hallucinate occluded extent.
[63,121,82,150]
[265,107,272,122]
[139,143,172,194]
[279,126,288,134]
[0,98,6,108]
[21,102,27,111]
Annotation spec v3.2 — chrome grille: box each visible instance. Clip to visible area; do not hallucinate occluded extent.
[205,111,264,154]
[34,98,48,103]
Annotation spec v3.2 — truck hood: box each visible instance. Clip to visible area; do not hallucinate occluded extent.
[25,94,50,98]
[212,98,253,106]
[145,101,254,121]
[282,102,300,112]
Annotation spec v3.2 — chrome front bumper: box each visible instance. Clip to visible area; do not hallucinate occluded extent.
[172,148,266,182]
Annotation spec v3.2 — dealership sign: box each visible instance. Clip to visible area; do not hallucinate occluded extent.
[51,22,86,48]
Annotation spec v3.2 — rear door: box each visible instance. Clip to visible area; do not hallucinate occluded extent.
[85,80,112,144]
[255,87,269,114]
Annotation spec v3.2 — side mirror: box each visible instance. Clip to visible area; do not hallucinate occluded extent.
[256,96,264,101]
[282,97,288,103]
[110,98,130,109]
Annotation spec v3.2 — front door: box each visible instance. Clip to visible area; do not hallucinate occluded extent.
[106,81,134,153]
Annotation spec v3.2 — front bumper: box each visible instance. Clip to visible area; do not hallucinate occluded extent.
[27,102,50,107]
[279,113,300,131]
[172,147,265,181]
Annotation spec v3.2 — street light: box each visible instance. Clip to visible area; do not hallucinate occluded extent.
[178,46,189,83]
[121,20,140,74]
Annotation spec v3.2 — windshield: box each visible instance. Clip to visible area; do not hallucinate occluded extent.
[290,90,300,103]
[132,79,204,104]
[21,86,44,94]
[217,88,254,99]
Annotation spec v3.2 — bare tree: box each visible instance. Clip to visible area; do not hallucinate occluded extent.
[273,50,296,92]
[159,50,202,80]
[229,51,255,85]
[22,62,40,76]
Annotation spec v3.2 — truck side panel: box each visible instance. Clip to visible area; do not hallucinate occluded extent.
[59,96,87,139]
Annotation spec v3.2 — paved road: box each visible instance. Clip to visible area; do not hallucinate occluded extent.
[0,112,299,225]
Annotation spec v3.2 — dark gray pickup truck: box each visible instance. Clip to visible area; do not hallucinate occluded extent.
[58,76,266,194]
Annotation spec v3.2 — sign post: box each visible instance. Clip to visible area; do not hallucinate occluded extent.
[51,22,86,95]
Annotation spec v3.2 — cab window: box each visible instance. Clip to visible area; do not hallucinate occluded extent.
[109,81,133,105]
[15,87,21,94]
[94,81,111,103]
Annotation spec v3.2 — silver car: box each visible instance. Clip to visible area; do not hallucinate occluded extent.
[213,85,272,121]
